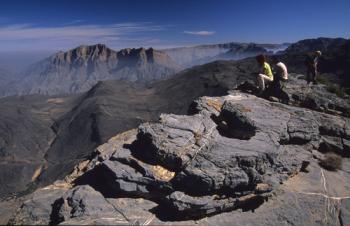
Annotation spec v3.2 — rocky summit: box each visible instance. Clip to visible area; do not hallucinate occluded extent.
[4,73,350,225]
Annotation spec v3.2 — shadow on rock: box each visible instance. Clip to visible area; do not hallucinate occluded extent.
[211,101,257,140]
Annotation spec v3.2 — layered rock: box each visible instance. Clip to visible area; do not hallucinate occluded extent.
[7,80,350,224]
[239,74,350,117]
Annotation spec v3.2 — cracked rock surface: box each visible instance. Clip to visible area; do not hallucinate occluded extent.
[6,79,350,225]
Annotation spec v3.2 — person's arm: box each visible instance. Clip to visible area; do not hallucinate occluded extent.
[314,57,319,68]
[262,64,267,75]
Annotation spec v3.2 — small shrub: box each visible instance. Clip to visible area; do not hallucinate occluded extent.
[326,84,346,98]
[319,152,343,171]
[316,74,346,98]
[316,74,330,85]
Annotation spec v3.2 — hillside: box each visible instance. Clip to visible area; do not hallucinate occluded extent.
[163,42,287,67]
[0,59,257,199]
[282,37,348,54]
[0,68,17,91]
[2,36,350,199]
[1,37,350,225]
[3,74,350,225]
[279,38,350,90]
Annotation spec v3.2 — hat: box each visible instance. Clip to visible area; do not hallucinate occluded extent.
[316,50,322,56]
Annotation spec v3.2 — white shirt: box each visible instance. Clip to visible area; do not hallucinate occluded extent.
[276,62,288,80]
[314,56,319,68]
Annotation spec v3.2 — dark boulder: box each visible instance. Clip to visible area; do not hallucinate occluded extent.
[50,185,127,225]
[8,186,68,225]
[216,101,257,139]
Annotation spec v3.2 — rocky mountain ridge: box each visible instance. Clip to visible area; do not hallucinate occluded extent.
[1,37,350,225]
[1,44,180,96]
[163,42,288,67]
[282,37,348,54]
[4,74,350,225]
[1,38,350,201]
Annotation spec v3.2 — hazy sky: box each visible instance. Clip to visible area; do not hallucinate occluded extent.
[0,0,349,52]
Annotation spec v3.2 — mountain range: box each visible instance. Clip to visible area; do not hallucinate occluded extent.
[2,45,180,96]
[0,37,349,199]
[163,42,289,67]
[0,58,257,199]
[0,42,289,97]
[0,37,350,225]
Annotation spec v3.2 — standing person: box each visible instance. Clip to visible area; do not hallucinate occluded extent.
[305,50,322,84]
[256,54,274,93]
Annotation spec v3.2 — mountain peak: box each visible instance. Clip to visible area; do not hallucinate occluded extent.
[11,44,180,96]
[75,43,108,50]
[115,47,177,66]
[50,44,117,65]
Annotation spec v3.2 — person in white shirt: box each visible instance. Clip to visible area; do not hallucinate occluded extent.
[266,57,289,103]
[276,61,288,81]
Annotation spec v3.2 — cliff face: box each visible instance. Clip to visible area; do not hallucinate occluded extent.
[2,44,180,96]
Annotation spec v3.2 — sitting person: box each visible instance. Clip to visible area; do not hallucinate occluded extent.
[266,57,289,103]
[271,57,288,89]
[274,57,288,82]
[256,54,273,93]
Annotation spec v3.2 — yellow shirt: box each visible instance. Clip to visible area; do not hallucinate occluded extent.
[263,62,273,80]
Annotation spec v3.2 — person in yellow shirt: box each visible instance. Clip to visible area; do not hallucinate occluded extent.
[256,54,273,92]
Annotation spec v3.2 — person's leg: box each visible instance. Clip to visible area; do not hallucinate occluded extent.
[306,68,311,84]
[258,74,273,91]
[257,74,265,91]
[313,68,318,84]
[275,80,282,97]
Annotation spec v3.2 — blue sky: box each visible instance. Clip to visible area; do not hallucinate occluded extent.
[0,0,349,52]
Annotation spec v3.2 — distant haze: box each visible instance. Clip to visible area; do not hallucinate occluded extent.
[0,50,55,72]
